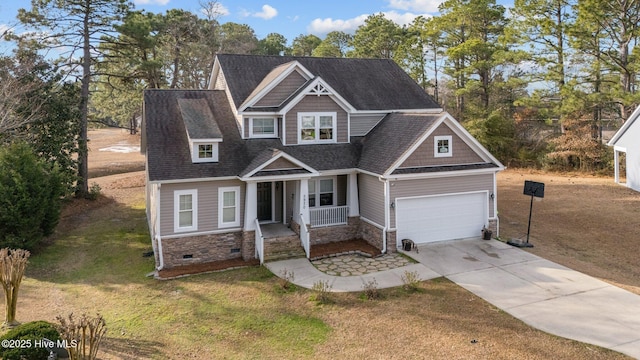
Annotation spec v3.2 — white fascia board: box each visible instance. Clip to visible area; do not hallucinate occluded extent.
[279,77,356,114]
[317,169,358,176]
[608,105,640,146]
[243,151,319,178]
[148,176,238,185]
[381,166,502,181]
[208,57,221,90]
[239,62,313,111]
[241,173,317,182]
[440,113,505,168]
[383,114,446,176]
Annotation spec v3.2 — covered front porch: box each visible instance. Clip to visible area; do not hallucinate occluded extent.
[244,173,360,264]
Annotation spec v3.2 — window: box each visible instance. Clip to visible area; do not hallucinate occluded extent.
[218,187,240,228]
[434,135,453,157]
[298,112,336,143]
[174,190,197,232]
[198,144,213,159]
[308,178,334,207]
[192,142,218,163]
[250,117,277,138]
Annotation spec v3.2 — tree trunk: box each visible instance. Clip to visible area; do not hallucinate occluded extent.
[76,0,91,198]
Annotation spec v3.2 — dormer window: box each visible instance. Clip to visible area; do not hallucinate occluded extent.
[249,117,277,138]
[299,112,336,143]
[198,144,213,159]
[434,135,452,157]
[192,141,220,163]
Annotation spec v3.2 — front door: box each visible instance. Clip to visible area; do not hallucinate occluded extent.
[257,182,272,222]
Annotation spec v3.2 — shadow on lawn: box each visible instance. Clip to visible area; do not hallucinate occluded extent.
[26,194,157,286]
[100,336,164,359]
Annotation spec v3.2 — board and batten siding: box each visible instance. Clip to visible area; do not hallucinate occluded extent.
[284,95,348,145]
[159,179,245,237]
[358,174,385,226]
[389,173,495,228]
[255,71,306,107]
[400,123,484,168]
[350,114,387,136]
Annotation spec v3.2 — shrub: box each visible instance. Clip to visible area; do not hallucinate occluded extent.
[87,182,102,201]
[311,280,332,304]
[401,270,421,292]
[277,268,296,291]
[0,142,64,251]
[57,313,107,360]
[361,278,381,300]
[0,321,61,360]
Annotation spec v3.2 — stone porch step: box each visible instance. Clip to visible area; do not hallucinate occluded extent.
[263,234,306,262]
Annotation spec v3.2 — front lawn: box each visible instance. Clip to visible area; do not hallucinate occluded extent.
[4,169,631,359]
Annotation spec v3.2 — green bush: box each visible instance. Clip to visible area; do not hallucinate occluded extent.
[0,142,64,251]
[0,321,62,360]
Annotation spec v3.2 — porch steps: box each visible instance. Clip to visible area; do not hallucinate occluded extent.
[263,234,306,262]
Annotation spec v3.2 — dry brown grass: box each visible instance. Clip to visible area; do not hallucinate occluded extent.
[498,169,640,295]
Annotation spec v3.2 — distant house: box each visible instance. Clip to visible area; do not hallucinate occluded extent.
[141,54,505,271]
[608,106,640,192]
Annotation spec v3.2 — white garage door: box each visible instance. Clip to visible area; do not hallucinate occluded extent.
[396,192,487,244]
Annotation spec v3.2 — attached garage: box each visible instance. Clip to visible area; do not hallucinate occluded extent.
[396,192,488,244]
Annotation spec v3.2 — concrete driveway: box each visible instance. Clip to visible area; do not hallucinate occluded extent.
[405,239,640,359]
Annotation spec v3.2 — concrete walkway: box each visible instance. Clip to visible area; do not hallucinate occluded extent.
[265,239,640,358]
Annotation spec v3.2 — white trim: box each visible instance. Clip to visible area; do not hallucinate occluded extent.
[148,176,238,185]
[162,228,243,240]
[384,113,505,176]
[434,135,453,157]
[308,176,337,208]
[239,62,314,111]
[242,151,319,179]
[352,108,443,114]
[395,190,490,244]
[219,186,241,228]
[280,77,356,114]
[174,189,198,233]
[248,117,278,138]
[384,167,501,181]
[360,216,384,229]
[493,172,498,218]
[608,105,640,146]
[298,111,337,144]
[282,181,287,225]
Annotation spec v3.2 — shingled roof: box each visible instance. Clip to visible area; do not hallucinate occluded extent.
[144,90,361,182]
[216,54,441,111]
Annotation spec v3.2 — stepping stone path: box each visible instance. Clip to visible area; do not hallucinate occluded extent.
[311,253,413,276]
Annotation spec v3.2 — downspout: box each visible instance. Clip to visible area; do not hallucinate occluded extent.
[379,176,389,254]
[157,183,165,270]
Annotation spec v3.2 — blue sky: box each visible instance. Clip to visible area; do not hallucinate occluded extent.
[1,0,514,46]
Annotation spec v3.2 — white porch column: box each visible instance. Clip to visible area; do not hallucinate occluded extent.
[299,178,310,224]
[614,150,620,184]
[244,181,257,231]
[348,172,360,217]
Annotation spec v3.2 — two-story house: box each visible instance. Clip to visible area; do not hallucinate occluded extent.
[142,54,504,272]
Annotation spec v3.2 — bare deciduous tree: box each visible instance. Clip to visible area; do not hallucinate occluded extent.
[57,313,107,360]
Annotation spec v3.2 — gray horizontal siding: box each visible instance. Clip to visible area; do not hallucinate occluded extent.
[255,71,306,107]
[350,114,386,136]
[400,123,484,168]
[160,179,245,236]
[389,174,495,228]
[285,95,348,145]
[358,174,385,226]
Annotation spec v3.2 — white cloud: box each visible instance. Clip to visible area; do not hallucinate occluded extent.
[387,0,442,13]
[307,11,428,37]
[241,4,278,20]
[307,14,370,35]
[133,0,170,5]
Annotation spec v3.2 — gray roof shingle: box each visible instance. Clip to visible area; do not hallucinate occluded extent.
[217,54,440,111]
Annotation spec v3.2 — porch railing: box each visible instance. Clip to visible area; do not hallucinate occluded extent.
[255,219,264,264]
[299,214,310,259]
[310,205,348,227]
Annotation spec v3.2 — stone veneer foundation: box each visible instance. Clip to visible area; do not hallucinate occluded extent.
[159,216,500,268]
